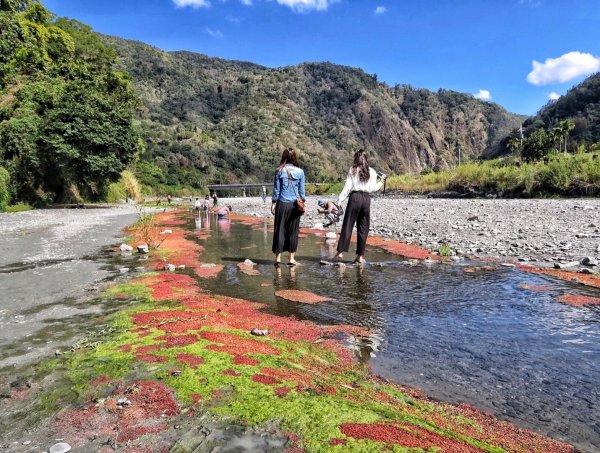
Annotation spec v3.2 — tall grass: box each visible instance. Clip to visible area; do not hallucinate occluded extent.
[0,166,9,210]
[385,153,600,196]
[106,170,143,203]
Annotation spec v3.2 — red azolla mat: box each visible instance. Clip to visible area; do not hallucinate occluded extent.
[54,381,179,447]
[557,294,600,307]
[275,290,333,304]
[517,264,600,289]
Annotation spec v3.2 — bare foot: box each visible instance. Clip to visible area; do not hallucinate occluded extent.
[334,253,343,260]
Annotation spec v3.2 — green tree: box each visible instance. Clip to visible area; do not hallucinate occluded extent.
[522,129,552,162]
[0,0,140,202]
[507,136,521,155]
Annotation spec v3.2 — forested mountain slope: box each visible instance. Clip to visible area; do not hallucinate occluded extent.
[103,36,523,187]
[526,72,600,148]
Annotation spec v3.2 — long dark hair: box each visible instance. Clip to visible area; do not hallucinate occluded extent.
[277,147,300,172]
[351,149,370,183]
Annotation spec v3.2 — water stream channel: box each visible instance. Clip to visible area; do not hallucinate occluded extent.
[1,210,599,452]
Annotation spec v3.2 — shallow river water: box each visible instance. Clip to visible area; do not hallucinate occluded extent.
[191,213,600,452]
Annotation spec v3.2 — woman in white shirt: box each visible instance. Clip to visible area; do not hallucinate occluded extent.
[335,149,385,264]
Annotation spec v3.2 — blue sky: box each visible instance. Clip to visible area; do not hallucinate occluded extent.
[44,0,600,115]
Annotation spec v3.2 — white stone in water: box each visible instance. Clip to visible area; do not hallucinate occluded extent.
[164,264,176,272]
[120,244,133,252]
[243,259,255,266]
[49,443,71,453]
[159,229,173,235]
[137,244,149,254]
[119,268,130,274]
[177,265,186,270]
[313,223,324,229]
[325,232,337,239]
[134,267,145,272]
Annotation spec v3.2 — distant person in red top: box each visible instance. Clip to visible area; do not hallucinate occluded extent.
[217,205,232,218]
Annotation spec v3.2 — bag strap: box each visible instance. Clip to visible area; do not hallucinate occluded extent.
[286,168,300,199]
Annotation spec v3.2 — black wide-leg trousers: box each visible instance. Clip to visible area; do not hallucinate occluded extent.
[337,191,371,256]
[272,201,301,254]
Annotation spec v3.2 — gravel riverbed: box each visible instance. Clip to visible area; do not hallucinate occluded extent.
[219,196,600,270]
[0,206,139,369]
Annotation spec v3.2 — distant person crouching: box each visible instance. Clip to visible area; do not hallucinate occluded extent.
[335,149,385,264]
[217,205,232,218]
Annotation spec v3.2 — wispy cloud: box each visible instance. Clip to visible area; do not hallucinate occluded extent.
[548,92,561,101]
[226,15,242,23]
[240,0,252,5]
[474,89,491,100]
[274,0,339,13]
[205,27,224,38]
[173,0,210,8]
[374,6,386,15]
[527,51,600,85]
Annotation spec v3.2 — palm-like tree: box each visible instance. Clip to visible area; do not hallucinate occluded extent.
[551,127,562,154]
[559,119,575,153]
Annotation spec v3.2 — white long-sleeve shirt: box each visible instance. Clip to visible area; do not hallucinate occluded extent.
[337,167,383,205]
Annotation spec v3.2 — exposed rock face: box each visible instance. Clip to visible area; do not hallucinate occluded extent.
[102,36,523,183]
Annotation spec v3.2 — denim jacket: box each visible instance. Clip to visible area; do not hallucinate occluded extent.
[272,164,306,203]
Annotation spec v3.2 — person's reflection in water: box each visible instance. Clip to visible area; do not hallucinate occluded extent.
[194,215,202,230]
[273,265,299,290]
[324,238,337,259]
[288,265,297,284]
[263,220,268,245]
[274,265,283,286]
[204,211,211,231]
[217,217,231,238]
[351,264,380,362]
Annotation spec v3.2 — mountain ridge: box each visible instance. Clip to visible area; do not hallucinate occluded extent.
[101,35,524,188]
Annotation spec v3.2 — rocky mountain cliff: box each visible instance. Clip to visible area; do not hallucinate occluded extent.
[102,36,523,187]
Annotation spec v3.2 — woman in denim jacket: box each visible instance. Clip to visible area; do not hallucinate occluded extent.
[271,148,306,265]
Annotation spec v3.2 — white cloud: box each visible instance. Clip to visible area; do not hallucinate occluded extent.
[474,89,491,100]
[205,28,224,38]
[274,0,338,12]
[173,0,210,8]
[548,91,561,101]
[374,6,386,15]
[527,51,600,86]
[240,0,252,5]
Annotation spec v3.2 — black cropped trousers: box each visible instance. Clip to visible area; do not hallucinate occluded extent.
[336,191,371,256]
[272,201,301,254]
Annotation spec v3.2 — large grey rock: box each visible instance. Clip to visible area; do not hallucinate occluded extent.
[120,243,133,252]
[580,257,598,266]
